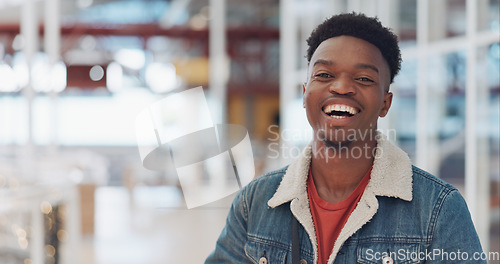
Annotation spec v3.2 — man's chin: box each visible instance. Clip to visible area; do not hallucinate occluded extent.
[316,130,354,147]
[323,138,352,149]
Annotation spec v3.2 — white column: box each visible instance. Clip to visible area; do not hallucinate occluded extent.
[299,0,316,71]
[208,0,229,191]
[66,186,82,264]
[476,0,491,254]
[466,0,489,252]
[475,46,490,252]
[209,0,228,125]
[20,0,38,180]
[279,0,297,165]
[376,0,399,142]
[416,0,430,170]
[44,0,59,63]
[45,0,60,154]
[428,0,448,176]
[30,201,44,264]
[465,0,478,227]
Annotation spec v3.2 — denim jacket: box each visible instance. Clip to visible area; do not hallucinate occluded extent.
[205,133,485,264]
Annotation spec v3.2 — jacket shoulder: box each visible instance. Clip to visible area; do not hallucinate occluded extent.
[410,165,469,217]
[240,165,288,203]
[411,165,458,193]
[246,165,288,190]
[255,165,288,183]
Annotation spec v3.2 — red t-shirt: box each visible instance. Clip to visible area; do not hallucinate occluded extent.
[307,167,371,264]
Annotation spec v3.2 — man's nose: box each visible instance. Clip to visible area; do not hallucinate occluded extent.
[328,76,356,95]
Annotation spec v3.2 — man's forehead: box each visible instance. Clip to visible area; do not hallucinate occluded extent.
[316,35,380,53]
[310,37,378,62]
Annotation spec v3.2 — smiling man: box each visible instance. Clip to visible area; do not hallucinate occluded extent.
[206,13,484,264]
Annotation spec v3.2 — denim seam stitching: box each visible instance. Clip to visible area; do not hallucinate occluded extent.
[353,237,426,244]
[242,184,249,222]
[243,243,258,264]
[247,234,291,251]
[426,185,454,243]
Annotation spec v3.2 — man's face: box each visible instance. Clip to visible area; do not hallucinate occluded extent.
[303,35,393,146]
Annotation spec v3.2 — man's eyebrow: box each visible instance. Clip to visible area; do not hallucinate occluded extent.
[312,60,379,74]
[355,63,379,73]
[312,59,334,67]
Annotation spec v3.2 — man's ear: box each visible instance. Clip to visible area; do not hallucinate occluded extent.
[379,91,393,117]
[302,83,306,108]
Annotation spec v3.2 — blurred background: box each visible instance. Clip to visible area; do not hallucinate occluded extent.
[0,0,498,263]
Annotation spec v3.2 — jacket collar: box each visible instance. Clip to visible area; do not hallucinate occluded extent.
[267,132,413,263]
[268,131,413,208]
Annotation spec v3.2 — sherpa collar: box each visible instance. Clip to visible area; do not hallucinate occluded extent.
[267,131,413,263]
[268,131,413,206]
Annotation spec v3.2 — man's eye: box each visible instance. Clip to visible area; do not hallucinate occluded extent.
[314,73,333,80]
[357,77,374,83]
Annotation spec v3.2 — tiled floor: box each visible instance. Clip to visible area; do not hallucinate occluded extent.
[80,186,232,264]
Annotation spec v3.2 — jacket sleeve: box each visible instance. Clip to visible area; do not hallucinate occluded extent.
[426,189,486,263]
[205,187,250,263]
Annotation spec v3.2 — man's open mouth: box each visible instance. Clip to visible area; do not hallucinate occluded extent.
[322,104,359,119]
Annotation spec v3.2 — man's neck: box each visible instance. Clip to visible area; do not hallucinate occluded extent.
[310,139,375,203]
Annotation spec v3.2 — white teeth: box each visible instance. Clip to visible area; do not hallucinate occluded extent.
[323,104,358,115]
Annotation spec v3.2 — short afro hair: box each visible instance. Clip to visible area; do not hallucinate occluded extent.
[306,13,402,84]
